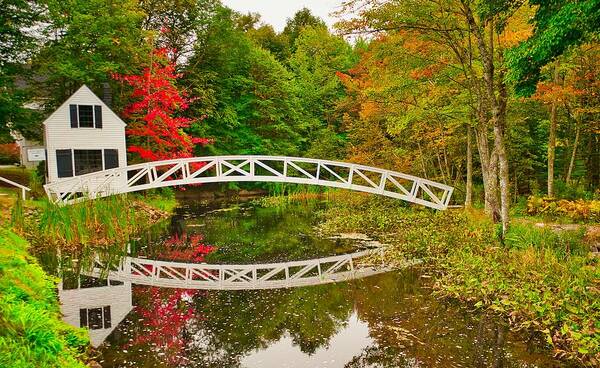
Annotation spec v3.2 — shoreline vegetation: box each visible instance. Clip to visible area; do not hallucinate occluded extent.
[298,191,598,366]
[1,187,177,368]
[11,191,177,250]
[0,229,88,368]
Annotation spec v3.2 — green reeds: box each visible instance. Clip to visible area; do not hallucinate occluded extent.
[34,195,144,249]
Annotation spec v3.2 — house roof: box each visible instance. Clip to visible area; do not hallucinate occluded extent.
[42,85,126,127]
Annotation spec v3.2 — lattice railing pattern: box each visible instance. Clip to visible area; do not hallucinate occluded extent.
[88,249,395,290]
[44,155,454,210]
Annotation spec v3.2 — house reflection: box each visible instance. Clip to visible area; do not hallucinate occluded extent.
[58,274,133,347]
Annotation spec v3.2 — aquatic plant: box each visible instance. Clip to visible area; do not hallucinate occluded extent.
[20,194,170,250]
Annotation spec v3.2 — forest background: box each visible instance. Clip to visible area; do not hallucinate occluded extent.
[1,0,599,234]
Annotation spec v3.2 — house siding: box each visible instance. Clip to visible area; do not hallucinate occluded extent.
[44,85,127,193]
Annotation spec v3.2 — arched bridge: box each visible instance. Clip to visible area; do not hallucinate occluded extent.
[88,249,419,290]
[44,155,454,209]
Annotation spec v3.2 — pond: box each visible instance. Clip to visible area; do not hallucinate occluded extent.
[49,197,575,367]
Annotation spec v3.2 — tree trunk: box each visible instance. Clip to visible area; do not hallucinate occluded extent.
[417,142,428,179]
[475,124,500,221]
[588,133,600,190]
[547,101,557,197]
[463,5,509,236]
[465,125,473,207]
[494,122,510,238]
[565,120,580,184]
[547,64,559,197]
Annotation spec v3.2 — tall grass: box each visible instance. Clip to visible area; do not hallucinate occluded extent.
[30,195,147,249]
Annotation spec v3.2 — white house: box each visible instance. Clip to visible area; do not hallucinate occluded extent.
[59,278,133,347]
[43,85,127,192]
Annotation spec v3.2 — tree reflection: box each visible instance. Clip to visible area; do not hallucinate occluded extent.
[97,199,565,368]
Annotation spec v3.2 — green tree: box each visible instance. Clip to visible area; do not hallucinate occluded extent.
[289,26,356,159]
[185,6,303,156]
[506,0,600,96]
[247,23,290,61]
[282,7,326,50]
[34,0,150,109]
[140,0,219,65]
[0,0,44,141]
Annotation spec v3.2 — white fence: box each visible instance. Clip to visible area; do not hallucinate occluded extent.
[0,175,30,200]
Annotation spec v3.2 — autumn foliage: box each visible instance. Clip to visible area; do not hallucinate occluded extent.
[0,143,19,164]
[114,48,210,162]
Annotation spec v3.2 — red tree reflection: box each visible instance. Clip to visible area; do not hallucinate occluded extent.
[128,232,214,366]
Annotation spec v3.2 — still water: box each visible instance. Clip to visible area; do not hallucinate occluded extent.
[50,198,574,367]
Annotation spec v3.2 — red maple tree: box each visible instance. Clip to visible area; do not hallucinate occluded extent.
[113,48,210,162]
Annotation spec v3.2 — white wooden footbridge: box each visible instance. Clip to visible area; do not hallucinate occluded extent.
[88,248,419,290]
[44,155,454,210]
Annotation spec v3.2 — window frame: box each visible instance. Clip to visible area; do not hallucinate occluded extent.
[79,306,112,330]
[77,105,95,128]
[56,148,119,178]
[73,149,104,176]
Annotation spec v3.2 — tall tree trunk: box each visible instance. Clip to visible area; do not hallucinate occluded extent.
[465,125,473,207]
[494,122,510,237]
[436,149,447,182]
[547,64,559,197]
[495,73,510,238]
[588,133,600,190]
[417,142,428,179]
[475,124,500,221]
[565,120,580,184]
[463,5,509,236]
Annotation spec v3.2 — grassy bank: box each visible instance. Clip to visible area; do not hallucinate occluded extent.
[315,192,599,366]
[0,190,178,366]
[0,229,89,367]
[12,192,177,250]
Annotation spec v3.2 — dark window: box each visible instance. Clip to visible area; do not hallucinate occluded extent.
[87,308,103,330]
[56,149,73,178]
[103,306,111,328]
[79,308,87,328]
[78,105,94,128]
[69,105,78,128]
[104,149,119,169]
[79,306,112,330]
[74,150,103,176]
[94,105,103,129]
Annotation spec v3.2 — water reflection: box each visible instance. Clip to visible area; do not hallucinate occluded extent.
[53,199,573,367]
[58,277,132,347]
[82,270,569,368]
[241,313,373,368]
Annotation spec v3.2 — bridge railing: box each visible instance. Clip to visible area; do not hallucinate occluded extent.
[44,155,454,210]
[0,175,31,200]
[87,248,395,290]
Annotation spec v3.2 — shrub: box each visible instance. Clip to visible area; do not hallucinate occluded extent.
[526,196,600,222]
[0,229,89,367]
[0,143,19,165]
